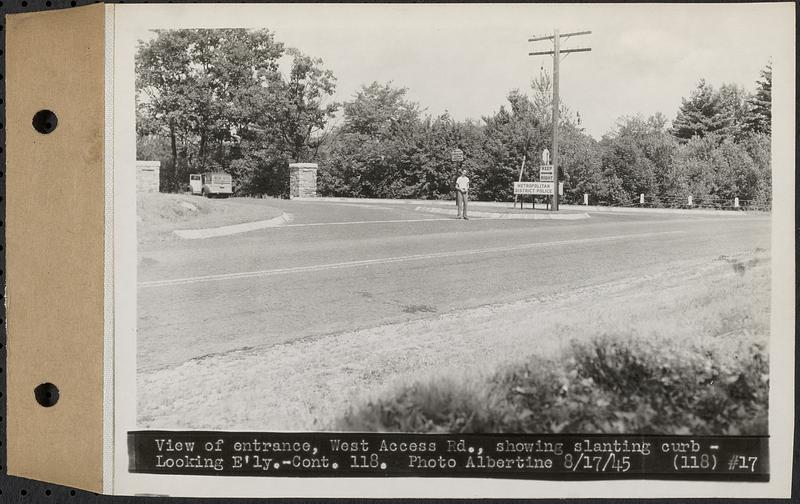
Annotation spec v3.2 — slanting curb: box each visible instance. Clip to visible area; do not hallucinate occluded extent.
[413,206,590,220]
[174,212,293,240]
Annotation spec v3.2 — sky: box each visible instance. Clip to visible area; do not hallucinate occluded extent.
[136,3,793,139]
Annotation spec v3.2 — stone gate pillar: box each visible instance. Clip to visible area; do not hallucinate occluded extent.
[289,163,318,199]
[136,160,161,193]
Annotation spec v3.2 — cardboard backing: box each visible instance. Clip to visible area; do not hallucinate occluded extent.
[5,4,106,492]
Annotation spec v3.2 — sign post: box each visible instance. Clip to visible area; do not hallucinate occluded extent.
[514,154,527,209]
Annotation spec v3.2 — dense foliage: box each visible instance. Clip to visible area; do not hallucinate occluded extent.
[336,336,768,435]
[136,30,771,207]
[136,29,337,194]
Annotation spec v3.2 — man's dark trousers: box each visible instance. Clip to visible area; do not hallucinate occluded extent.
[456,191,468,219]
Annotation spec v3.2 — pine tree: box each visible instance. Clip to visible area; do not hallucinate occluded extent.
[671,80,732,141]
[744,63,772,135]
[717,83,749,141]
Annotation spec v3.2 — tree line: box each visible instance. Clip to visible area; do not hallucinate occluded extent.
[136,29,772,208]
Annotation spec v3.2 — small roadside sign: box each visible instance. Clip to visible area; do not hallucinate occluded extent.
[514,181,564,195]
[539,165,554,182]
[451,148,464,162]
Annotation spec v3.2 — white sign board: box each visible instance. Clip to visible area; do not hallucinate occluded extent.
[451,149,464,162]
[539,164,553,175]
[513,181,564,195]
[540,174,554,182]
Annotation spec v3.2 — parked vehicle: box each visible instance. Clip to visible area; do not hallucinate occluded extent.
[188,173,203,195]
[200,172,233,198]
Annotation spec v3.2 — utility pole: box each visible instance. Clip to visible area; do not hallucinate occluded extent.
[553,29,560,211]
[529,29,591,211]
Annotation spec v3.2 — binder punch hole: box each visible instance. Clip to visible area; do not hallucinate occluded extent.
[31,109,58,134]
[34,383,59,407]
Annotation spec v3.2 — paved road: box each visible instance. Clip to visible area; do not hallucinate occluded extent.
[137,200,770,371]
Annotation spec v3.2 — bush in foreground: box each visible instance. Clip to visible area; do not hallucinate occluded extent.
[336,335,768,435]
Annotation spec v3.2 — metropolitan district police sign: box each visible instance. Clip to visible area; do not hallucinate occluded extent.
[514,181,564,195]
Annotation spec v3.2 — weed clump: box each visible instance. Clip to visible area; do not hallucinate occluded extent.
[336,378,508,433]
[337,335,768,435]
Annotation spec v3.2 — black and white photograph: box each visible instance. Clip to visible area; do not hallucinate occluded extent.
[106,6,795,496]
[2,0,793,498]
[129,4,784,437]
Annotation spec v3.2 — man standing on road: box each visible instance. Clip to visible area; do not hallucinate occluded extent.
[455,169,470,220]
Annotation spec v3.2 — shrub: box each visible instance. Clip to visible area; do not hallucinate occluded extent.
[337,378,510,433]
[336,335,768,435]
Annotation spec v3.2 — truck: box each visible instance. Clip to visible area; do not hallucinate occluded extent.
[189,172,233,198]
[188,173,203,195]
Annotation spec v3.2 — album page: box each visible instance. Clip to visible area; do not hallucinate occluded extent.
[109,3,795,497]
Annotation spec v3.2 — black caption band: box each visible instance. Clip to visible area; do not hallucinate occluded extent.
[128,431,768,481]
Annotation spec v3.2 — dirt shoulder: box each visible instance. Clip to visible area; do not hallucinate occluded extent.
[137,250,769,430]
[137,193,285,244]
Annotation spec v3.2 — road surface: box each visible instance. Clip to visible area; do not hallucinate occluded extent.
[137,199,770,372]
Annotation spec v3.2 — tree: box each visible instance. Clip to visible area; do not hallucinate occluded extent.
[671,80,734,142]
[319,82,423,198]
[717,83,749,141]
[414,115,486,200]
[136,30,195,190]
[744,62,772,135]
[260,48,338,162]
[478,90,543,201]
[137,30,339,196]
[319,82,492,200]
[602,114,679,204]
[559,126,605,203]
[738,133,771,207]
[671,132,771,208]
[136,29,284,191]
[529,69,575,128]
[341,81,420,138]
[233,49,338,195]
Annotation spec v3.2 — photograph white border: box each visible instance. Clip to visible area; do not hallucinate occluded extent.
[110,3,795,498]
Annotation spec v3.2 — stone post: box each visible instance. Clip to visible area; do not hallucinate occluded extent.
[136,160,161,193]
[289,163,318,199]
